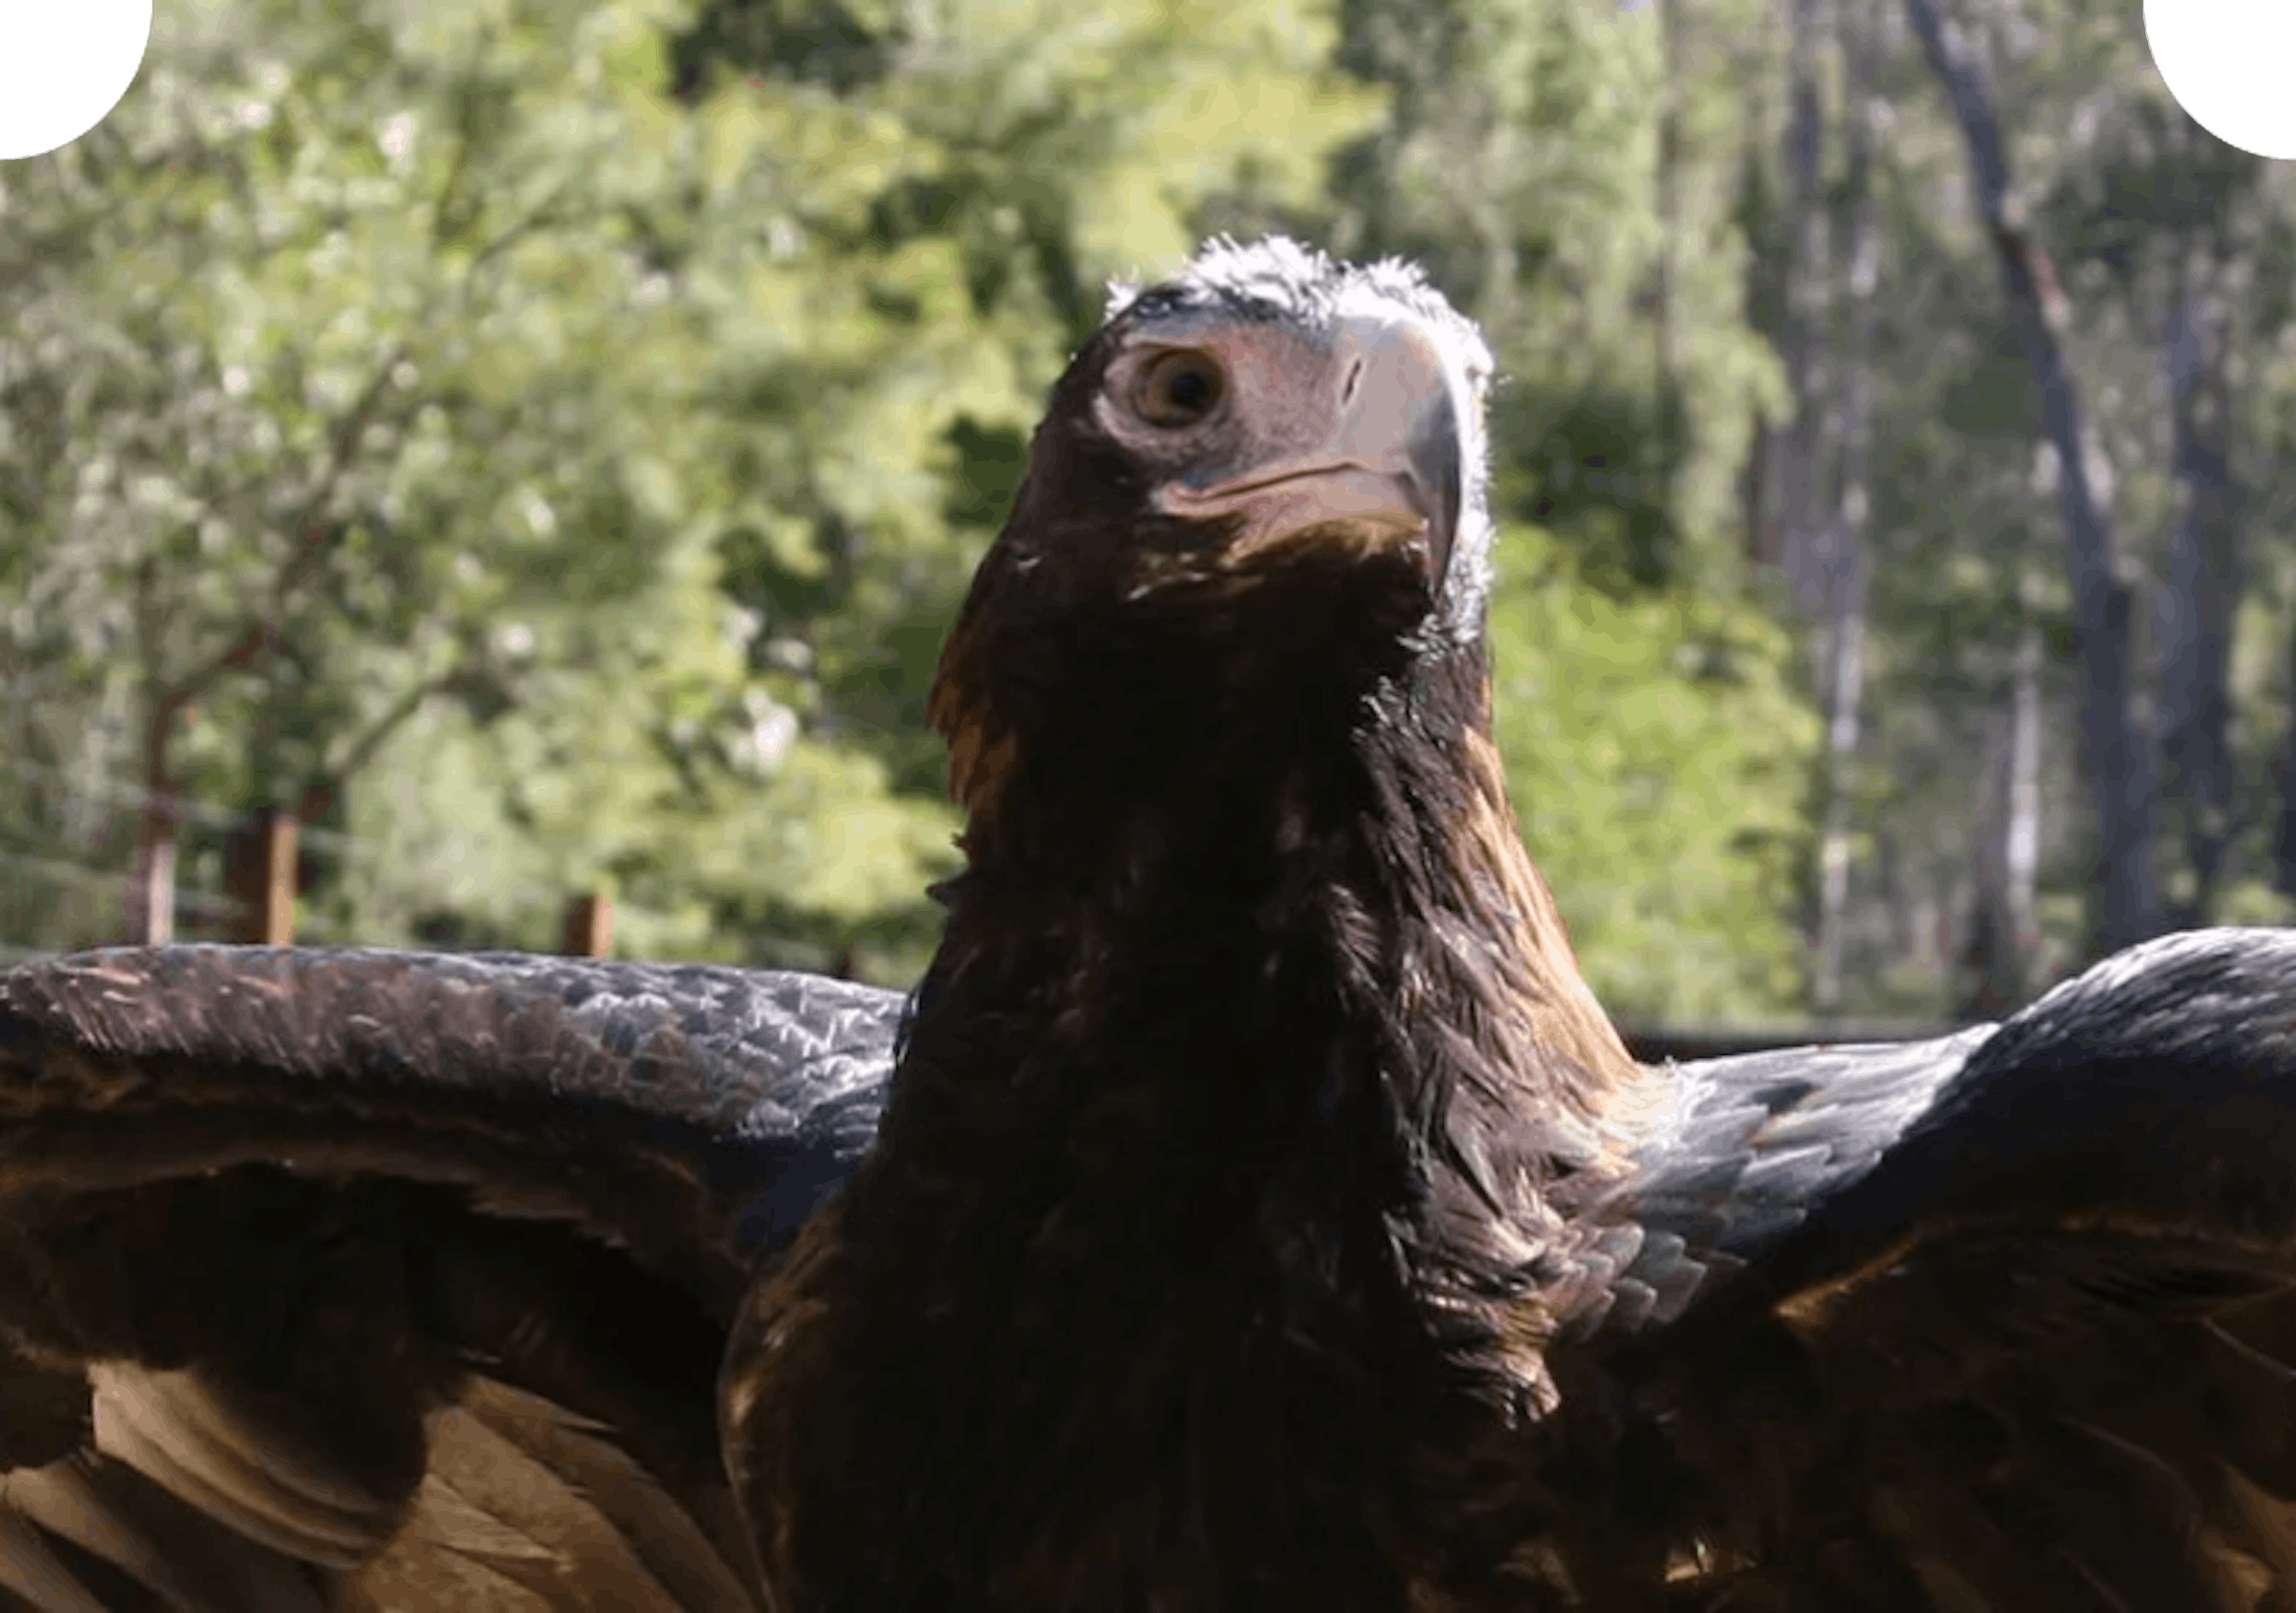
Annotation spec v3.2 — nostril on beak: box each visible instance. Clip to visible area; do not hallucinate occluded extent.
[1341,358,1365,407]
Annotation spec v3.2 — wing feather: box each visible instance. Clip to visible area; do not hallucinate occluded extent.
[87,1363,398,1568]
[1574,930,2296,1611]
[0,944,902,1610]
[0,1495,118,1613]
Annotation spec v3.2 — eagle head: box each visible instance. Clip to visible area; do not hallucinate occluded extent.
[930,237,1499,820]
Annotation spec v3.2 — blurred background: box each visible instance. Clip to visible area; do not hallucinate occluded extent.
[0,0,2285,1031]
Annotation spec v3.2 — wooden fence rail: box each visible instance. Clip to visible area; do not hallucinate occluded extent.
[132,807,618,959]
[104,815,1968,1045]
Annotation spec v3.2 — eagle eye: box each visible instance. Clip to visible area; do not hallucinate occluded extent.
[1131,350,1225,429]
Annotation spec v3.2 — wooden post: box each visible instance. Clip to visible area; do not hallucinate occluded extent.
[561,891,613,958]
[127,820,176,946]
[225,810,298,945]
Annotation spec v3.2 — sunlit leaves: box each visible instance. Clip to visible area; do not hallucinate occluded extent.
[1489,524,1817,1019]
[2,0,1373,971]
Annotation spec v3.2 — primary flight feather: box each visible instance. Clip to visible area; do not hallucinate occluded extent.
[7,238,2296,1611]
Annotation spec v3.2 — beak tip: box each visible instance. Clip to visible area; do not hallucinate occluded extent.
[1405,392,1463,590]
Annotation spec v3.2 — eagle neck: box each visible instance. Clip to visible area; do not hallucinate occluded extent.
[863,622,1645,1413]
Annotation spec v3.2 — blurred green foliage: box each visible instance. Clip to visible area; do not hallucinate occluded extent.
[0,0,1821,1010]
[1491,525,1815,1019]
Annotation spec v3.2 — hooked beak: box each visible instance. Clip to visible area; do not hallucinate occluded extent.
[1156,315,1464,586]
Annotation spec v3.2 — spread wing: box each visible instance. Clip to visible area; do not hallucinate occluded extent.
[0,945,902,1612]
[1584,1023,2001,1334]
[1559,927,2296,1610]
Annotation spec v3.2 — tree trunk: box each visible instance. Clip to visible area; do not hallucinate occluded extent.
[1773,0,1835,613]
[2274,621,2296,901]
[1652,0,1685,516]
[2155,125,2244,925]
[1906,0,2158,957]
[2002,611,2042,967]
[1959,614,2042,1018]
[1810,4,1880,1014]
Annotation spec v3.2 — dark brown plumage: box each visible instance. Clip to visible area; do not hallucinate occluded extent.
[728,239,2296,1611]
[724,239,1648,1609]
[13,239,2296,1611]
